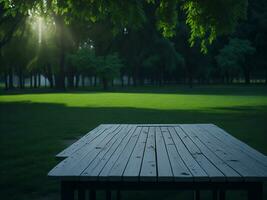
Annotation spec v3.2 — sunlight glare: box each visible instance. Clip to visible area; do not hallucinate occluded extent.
[38,17,42,44]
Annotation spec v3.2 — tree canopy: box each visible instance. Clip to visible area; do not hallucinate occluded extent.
[1,0,266,90]
[1,0,248,51]
[216,38,255,83]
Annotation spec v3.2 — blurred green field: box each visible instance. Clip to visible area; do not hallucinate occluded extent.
[0,85,267,200]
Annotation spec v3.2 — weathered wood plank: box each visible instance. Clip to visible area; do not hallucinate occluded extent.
[97,126,139,180]
[67,125,129,177]
[180,125,241,181]
[122,127,149,181]
[105,127,143,181]
[161,127,193,182]
[81,125,135,179]
[48,124,121,177]
[155,127,173,181]
[199,124,267,166]
[174,126,225,181]
[168,127,208,181]
[139,127,157,181]
[56,124,109,158]
[192,124,267,180]
[49,124,267,183]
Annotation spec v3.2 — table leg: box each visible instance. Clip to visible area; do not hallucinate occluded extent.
[212,190,218,200]
[90,190,96,200]
[117,190,121,200]
[248,182,263,200]
[194,190,200,200]
[106,190,111,200]
[61,181,74,200]
[78,187,85,200]
[219,190,225,200]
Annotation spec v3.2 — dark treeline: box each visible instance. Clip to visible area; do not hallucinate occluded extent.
[0,0,266,90]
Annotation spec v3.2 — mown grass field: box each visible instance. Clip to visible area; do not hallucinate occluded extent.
[0,85,267,200]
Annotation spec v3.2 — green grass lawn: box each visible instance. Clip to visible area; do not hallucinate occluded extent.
[0,85,267,200]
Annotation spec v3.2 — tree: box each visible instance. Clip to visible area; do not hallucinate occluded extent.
[1,24,35,89]
[95,53,123,90]
[2,0,261,89]
[141,37,185,85]
[216,38,255,83]
[234,0,267,83]
[0,1,27,48]
[69,45,123,90]
[68,45,96,87]
[1,0,248,51]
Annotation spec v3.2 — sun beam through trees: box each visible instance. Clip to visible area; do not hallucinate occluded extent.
[0,0,266,90]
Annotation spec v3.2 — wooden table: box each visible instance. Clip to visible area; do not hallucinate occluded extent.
[48,124,267,200]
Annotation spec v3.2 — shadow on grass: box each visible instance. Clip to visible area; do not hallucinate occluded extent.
[0,101,267,200]
[212,105,267,112]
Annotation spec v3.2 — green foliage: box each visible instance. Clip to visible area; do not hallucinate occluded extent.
[68,46,96,74]
[142,37,185,74]
[0,5,21,47]
[1,29,34,73]
[95,53,123,81]
[175,52,185,69]
[158,38,184,71]
[1,0,265,88]
[182,0,248,53]
[69,45,123,87]
[216,38,255,77]
[142,55,161,70]
[156,0,178,37]
[0,0,249,52]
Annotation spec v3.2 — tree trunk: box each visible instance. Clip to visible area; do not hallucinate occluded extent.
[89,76,93,86]
[46,64,54,88]
[225,72,230,84]
[58,39,65,89]
[44,77,47,88]
[140,77,144,86]
[75,74,80,88]
[34,73,37,88]
[121,74,124,87]
[4,70,8,90]
[30,73,33,88]
[189,76,193,88]
[103,77,108,90]
[67,74,74,88]
[8,68,14,89]
[38,73,41,87]
[187,66,193,88]
[19,69,23,89]
[244,74,250,84]
[49,75,54,88]
[94,76,97,87]
[127,76,131,86]
[133,76,137,87]
[152,76,156,85]
[82,75,85,87]
[230,76,234,84]
[244,67,250,84]
[160,66,164,86]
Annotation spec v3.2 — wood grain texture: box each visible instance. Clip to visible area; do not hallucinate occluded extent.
[56,125,109,158]
[48,124,267,182]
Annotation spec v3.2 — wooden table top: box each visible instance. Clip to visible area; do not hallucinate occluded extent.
[48,124,267,182]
